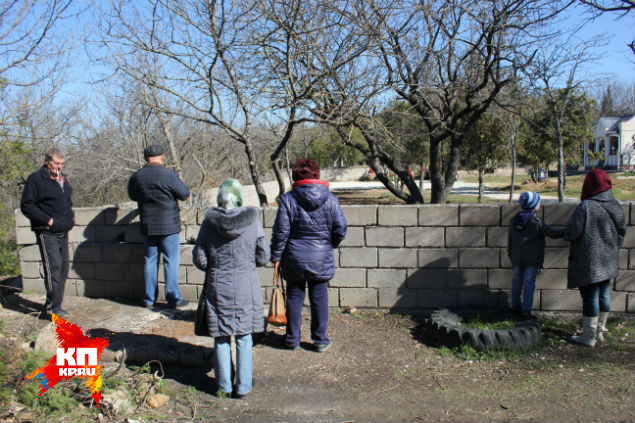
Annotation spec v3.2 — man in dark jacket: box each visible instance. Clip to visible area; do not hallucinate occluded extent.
[128,145,190,308]
[21,148,74,319]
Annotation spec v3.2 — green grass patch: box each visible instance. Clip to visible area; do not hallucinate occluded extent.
[457,314,518,330]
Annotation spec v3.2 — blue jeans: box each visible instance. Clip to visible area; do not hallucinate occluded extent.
[285,280,330,347]
[511,265,540,312]
[214,334,253,395]
[143,233,182,306]
[579,280,611,317]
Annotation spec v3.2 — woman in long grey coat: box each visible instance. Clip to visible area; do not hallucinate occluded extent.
[564,169,626,347]
[193,179,270,397]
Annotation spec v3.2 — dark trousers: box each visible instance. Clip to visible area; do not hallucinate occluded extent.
[579,280,611,317]
[36,232,69,313]
[285,279,330,346]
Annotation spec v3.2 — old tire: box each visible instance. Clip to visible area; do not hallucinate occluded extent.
[427,309,540,351]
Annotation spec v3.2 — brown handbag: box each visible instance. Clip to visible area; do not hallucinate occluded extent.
[267,270,287,326]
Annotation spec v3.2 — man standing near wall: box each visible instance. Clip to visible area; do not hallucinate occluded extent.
[21,148,74,320]
[128,145,190,309]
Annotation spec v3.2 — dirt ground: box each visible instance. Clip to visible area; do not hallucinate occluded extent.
[1,292,634,423]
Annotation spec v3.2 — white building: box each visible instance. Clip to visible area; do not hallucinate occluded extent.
[585,115,635,170]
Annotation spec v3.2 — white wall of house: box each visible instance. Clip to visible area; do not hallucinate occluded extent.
[586,115,635,169]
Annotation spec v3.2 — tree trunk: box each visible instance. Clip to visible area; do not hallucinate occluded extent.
[428,140,447,203]
[509,116,517,203]
[554,115,565,202]
[243,139,268,206]
[478,167,484,203]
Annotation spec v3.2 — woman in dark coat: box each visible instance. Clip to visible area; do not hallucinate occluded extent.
[564,169,626,347]
[193,179,270,397]
[271,159,347,352]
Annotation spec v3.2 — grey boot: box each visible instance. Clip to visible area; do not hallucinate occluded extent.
[571,316,598,347]
[596,312,609,342]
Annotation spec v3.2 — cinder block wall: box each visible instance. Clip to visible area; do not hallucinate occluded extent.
[15,202,635,313]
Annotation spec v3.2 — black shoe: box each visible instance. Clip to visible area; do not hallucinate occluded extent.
[52,309,71,320]
[169,300,190,309]
[283,342,300,351]
[314,340,332,353]
[143,302,155,309]
[232,392,246,399]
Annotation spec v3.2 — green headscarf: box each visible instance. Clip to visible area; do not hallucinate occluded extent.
[217,179,243,210]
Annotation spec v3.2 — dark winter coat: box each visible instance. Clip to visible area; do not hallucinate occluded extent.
[192,207,270,337]
[127,164,190,236]
[20,166,74,234]
[564,190,626,288]
[508,211,564,267]
[270,180,347,282]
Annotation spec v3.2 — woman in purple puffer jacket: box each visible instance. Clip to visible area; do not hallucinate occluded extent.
[271,159,347,352]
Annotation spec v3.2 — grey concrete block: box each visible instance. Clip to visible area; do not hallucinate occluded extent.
[405,227,444,248]
[378,205,418,226]
[103,245,135,263]
[340,248,377,267]
[418,249,458,268]
[541,289,581,311]
[536,269,567,289]
[366,227,404,247]
[73,245,102,262]
[21,278,44,294]
[543,248,569,269]
[418,289,458,309]
[630,249,635,269]
[68,226,93,243]
[619,202,629,225]
[184,225,200,243]
[19,245,41,261]
[500,250,511,268]
[623,229,635,248]
[445,227,485,247]
[620,248,628,270]
[124,223,144,243]
[545,236,568,247]
[186,265,205,285]
[542,203,577,226]
[260,207,278,228]
[68,263,95,280]
[459,205,500,226]
[112,206,139,225]
[157,265,187,283]
[498,289,539,310]
[419,205,459,226]
[104,281,135,299]
[378,288,419,308]
[406,268,446,289]
[488,269,513,289]
[487,227,508,247]
[610,291,627,312]
[628,293,635,313]
[180,245,194,265]
[367,269,407,288]
[73,208,106,225]
[64,280,77,296]
[16,227,36,245]
[339,288,378,307]
[448,269,488,288]
[14,210,30,227]
[328,288,339,308]
[342,206,377,226]
[501,204,518,227]
[459,248,499,268]
[457,289,499,307]
[124,264,144,283]
[378,249,417,268]
[616,271,635,292]
[257,267,274,287]
[180,284,198,301]
[330,268,367,287]
[94,263,125,281]
[77,280,105,298]
[340,227,364,247]
[20,262,42,279]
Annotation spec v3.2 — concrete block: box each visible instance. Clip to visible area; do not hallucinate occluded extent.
[545,236,568,247]
[16,227,36,245]
[104,281,135,299]
[19,245,41,261]
[124,223,144,243]
[73,245,102,262]
[94,263,125,281]
[21,278,45,294]
[619,202,629,225]
[103,245,135,263]
[378,205,418,226]
[328,288,339,308]
[257,267,274,287]
[628,293,635,313]
[378,288,419,308]
[180,207,198,226]
[339,288,377,308]
[367,269,407,288]
[405,227,444,247]
[366,227,404,247]
[448,269,488,288]
[623,229,635,248]
[445,227,485,247]
[378,249,417,268]
[340,248,377,267]
[610,291,627,312]
[73,208,106,225]
[262,207,278,228]
[112,205,139,225]
[488,269,513,289]
[157,265,186,283]
[501,204,518,227]
[418,249,458,268]
[500,250,512,268]
[340,227,364,247]
[419,205,459,226]
[68,226,93,243]
[68,263,95,280]
[133,282,147,299]
[498,289,539,310]
[541,289,581,311]
[629,249,635,269]
[330,268,367,287]
[180,284,198,301]
[615,271,635,291]
[186,265,205,285]
[457,289,499,307]
[543,248,569,269]
[620,248,628,270]
[543,203,577,226]
[180,245,194,265]
[342,206,377,226]
[406,268,446,289]
[460,205,500,226]
[20,262,42,279]
[130,245,145,264]
[64,280,77,296]
[14,210,30,227]
[459,248,499,268]
[124,264,144,283]
[184,225,200,243]
[77,280,105,298]
[418,289,458,309]
[487,227,508,247]
[536,269,567,289]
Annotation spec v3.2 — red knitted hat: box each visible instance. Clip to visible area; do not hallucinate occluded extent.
[292,158,320,181]
[581,169,612,200]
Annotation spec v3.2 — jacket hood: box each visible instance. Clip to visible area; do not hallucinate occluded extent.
[291,181,330,211]
[204,206,258,239]
[512,210,535,229]
[587,190,623,229]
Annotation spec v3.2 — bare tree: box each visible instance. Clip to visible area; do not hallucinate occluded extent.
[579,0,635,55]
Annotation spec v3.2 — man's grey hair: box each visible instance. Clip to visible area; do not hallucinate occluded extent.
[45,148,64,161]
